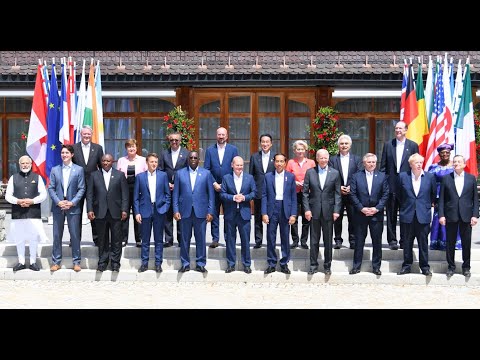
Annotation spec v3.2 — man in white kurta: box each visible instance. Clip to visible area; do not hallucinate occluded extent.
[5,155,48,271]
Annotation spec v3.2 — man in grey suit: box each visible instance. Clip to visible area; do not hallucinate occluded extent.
[303,149,342,275]
[72,125,104,245]
[47,145,85,272]
[439,154,479,278]
[87,154,129,272]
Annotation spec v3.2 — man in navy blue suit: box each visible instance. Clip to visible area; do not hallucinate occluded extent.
[349,153,389,275]
[204,127,238,248]
[220,156,256,274]
[262,153,297,274]
[397,153,436,276]
[439,154,479,278]
[133,153,171,273]
[173,151,215,273]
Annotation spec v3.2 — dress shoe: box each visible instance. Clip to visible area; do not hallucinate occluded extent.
[333,241,342,249]
[280,265,291,274]
[308,268,318,275]
[349,269,360,275]
[422,270,432,276]
[163,242,173,248]
[253,244,262,249]
[300,244,309,249]
[13,263,26,272]
[324,268,332,275]
[195,265,207,273]
[397,268,411,275]
[463,269,471,277]
[69,242,72,247]
[96,265,107,272]
[178,266,190,273]
[389,242,399,250]
[225,266,235,273]
[209,241,219,248]
[349,242,356,250]
[138,264,148,273]
[136,242,142,248]
[373,269,382,275]
[73,264,81,272]
[29,263,40,271]
[290,242,298,249]
[50,264,61,272]
[112,266,120,273]
[446,269,455,278]
[244,266,252,274]
[264,266,276,274]
[155,265,163,273]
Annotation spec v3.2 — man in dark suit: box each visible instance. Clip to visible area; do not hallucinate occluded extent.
[86,154,129,272]
[303,149,342,275]
[173,151,215,273]
[349,153,389,275]
[159,132,190,248]
[380,121,419,250]
[133,153,171,273]
[262,153,297,275]
[220,156,256,274]
[47,145,86,272]
[249,133,275,249]
[328,134,363,249]
[204,127,239,248]
[439,154,479,278]
[397,153,436,276]
[72,125,104,245]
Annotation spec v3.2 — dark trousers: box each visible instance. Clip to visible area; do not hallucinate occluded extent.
[253,198,263,245]
[291,192,310,245]
[401,215,430,271]
[352,217,383,271]
[385,193,404,245]
[266,200,290,266]
[334,194,356,245]
[446,221,472,271]
[96,210,123,269]
[225,210,251,267]
[122,186,141,244]
[309,217,333,269]
[164,194,181,245]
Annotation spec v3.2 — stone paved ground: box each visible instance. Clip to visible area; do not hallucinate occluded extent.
[1,280,480,309]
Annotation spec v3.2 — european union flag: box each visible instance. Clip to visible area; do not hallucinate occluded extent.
[45,62,61,179]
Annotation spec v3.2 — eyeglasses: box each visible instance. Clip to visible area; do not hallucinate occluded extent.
[169,139,180,142]
[189,156,198,159]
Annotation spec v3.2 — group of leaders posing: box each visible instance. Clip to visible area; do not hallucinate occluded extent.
[5,121,479,277]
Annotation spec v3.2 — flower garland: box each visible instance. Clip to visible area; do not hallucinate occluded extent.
[163,105,196,150]
[309,106,343,156]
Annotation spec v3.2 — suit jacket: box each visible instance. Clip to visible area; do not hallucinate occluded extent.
[204,143,239,184]
[328,153,363,187]
[220,173,256,221]
[350,170,389,221]
[86,168,129,219]
[261,171,297,220]
[302,166,342,220]
[249,151,275,199]
[72,142,104,184]
[398,171,436,224]
[158,147,190,183]
[379,138,419,193]
[133,170,171,218]
[47,163,86,215]
[438,171,479,223]
[116,155,148,177]
[172,167,215,218]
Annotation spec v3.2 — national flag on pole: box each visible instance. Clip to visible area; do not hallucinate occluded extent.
[442,54,454,145]
[26,64,48,182]
[399,61,408,121]
[74,59,86,143]
[59,60,70,144]
[67,57,76,144]
[425,56,435,126]
[454,61,478,178]
[407,62,429,157]
[403,62,418,127]
[45,61,62,180]
[94,61,105,149]
[83,61,97,141]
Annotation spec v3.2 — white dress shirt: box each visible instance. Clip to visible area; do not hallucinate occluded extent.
[411,171,423,197]
[82,142,91,164]
[217,143,226,165]
[340,153,349,185]
[262,151,271,173]
[147,170,156,203]
[62,162,72,198]
[366,170,374,195]
[454,171,465,197]
[171,147,180,168]
[189,167,198,191]
[318,165,328,190]
[396,139,405,173]
[274,171,285,200]
[102,168,112,190]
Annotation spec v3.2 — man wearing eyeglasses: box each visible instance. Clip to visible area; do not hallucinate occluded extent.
[159,132,190,248]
